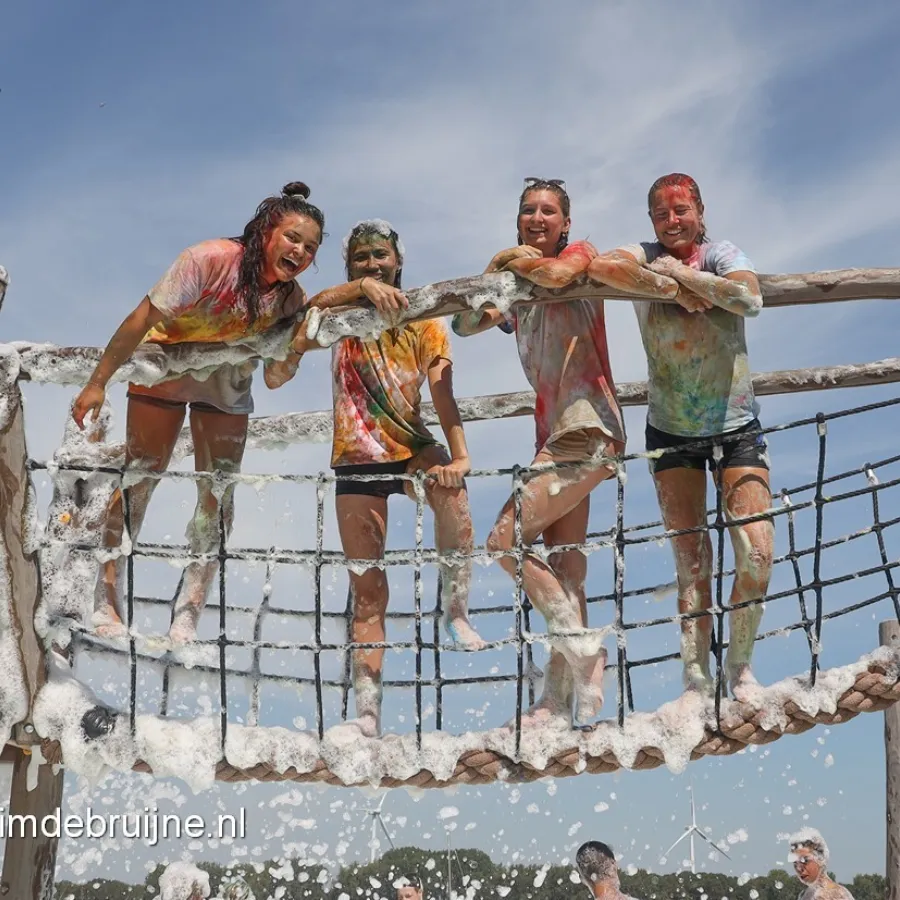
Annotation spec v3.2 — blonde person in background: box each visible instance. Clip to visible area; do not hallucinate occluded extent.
[790,829,855,900]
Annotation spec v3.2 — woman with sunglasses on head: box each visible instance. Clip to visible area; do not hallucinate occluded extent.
[72,182,324,645]
[454,178,624,728]
[588,173,772,701]
[286,219,481,737]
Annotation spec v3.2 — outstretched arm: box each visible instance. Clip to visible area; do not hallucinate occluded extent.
[71,296,165,428]
[426,357,471,489]
[649,254,762,317]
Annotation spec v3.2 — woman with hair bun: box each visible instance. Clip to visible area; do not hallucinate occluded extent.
[73,182,325,644]
[592,173,773,700]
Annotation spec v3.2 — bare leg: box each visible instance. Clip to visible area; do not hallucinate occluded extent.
[404,445,483,649]
[336,493,389,737]
[653,467,713,694]
[168,407,248,644]
[520,496,590,725]
[721,466,773,700]
[487,447,614,726]
[93,395,185,637]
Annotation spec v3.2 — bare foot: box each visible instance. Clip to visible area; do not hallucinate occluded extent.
[444,616,487,650]
[728,663,762,702]
[683,665,715,697]
[568,649,607,727]
[512,698,572,730]
[345,712,380,738]
[91,611,128,641]
[168,609,200,646]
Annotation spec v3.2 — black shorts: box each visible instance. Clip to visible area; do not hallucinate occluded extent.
[333,460,410,498]
[646,418,769,474]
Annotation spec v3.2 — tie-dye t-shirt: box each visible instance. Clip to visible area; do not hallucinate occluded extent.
[144,238,303,344]
[129,239,303,414]
[331,320,451,467]
[511,241,625,451]
[621,239,758,437]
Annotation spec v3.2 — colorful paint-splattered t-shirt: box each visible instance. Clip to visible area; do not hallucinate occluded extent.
[144,239,304,344]
[331,320,451,467]
[130,239,304,414]
[621,240,758,437]
[512,241,625,451]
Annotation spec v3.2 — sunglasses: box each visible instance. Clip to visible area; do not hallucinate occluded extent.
[523,176,567,192]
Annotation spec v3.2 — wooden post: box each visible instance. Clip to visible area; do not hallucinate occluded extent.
[0,366,45,745]
[0,749,64,900]
[882,620,900,899]
[0,304,63,897]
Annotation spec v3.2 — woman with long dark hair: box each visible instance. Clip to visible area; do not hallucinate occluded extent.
[454,179,624,727]
[591,173,773,700]
[72,182,325,644]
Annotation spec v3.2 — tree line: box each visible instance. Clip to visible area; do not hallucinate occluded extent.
[54,846,886,900]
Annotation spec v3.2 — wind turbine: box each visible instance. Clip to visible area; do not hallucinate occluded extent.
[662,784,730,874]
[439,808,464,900]
[362,794,394,864]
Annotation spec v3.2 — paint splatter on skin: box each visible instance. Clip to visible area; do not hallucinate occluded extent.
[473,217,623,726]
[586,179,772,698]
[93,434,245,645]
[327,229,483,736]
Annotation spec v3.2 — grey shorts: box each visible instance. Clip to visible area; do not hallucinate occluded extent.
[127,362,255,416]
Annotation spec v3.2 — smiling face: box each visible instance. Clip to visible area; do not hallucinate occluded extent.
[260,212,321,285]
[793,847,823,884]
[347,235,400,286]
[518,188,570,258]
[649,184,705,258]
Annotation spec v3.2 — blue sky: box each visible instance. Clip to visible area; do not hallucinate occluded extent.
[3,0,900,888]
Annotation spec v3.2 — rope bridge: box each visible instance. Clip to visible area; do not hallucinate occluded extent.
[3,268,900,789]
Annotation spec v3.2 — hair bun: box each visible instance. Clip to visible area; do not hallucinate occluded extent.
[282,181,311,200]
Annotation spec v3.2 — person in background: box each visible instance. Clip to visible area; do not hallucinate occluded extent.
[790,829,854,900]
[576,840,641,900]
[395,872,424,900]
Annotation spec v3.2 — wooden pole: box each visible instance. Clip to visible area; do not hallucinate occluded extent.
[10,267,900,388]
[0,749,64,900]
[882,620,900,900]
[0,292,63,898]
[0,366,46,746]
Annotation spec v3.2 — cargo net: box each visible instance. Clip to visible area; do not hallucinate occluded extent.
[27,393,900,790]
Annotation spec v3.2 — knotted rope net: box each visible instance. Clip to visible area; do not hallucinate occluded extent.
[5,266,900,789]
